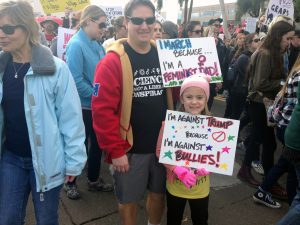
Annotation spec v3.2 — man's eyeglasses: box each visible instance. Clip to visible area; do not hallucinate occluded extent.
[91,20,107,29]
[127,16,156,25]
[213,24,220,28]
[191,29,202,35]
[0,24,24,35]
[252,38,260,43]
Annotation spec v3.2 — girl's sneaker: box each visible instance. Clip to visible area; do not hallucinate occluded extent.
[251,160,264,175]
[253,187,281,209]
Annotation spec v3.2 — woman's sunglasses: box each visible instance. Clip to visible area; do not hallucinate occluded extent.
[252,38,260,43]
[127,16,156,25]
[0,24,24,35]
[91,20,107,29]
[191,29,202,35]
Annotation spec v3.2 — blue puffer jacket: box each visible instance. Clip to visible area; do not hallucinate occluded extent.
[0,44,87,192]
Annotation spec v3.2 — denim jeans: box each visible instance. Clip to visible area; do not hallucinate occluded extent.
[276,162,300,225]
[0,151,62,225]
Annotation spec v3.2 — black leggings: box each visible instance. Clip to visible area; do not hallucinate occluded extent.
[82,109,102,182]
[166,191,209,225]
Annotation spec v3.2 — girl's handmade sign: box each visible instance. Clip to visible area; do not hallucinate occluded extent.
[159,110,240,176]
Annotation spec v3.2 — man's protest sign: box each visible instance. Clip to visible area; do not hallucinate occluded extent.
[100,6,123,26]
[39,0,90,14]
[57,27,76,61]
[159,110,240,176]
[156,37,222,87]
[264,0,294,25]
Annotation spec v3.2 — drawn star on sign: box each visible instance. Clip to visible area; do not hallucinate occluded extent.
[185,161,190,166]
[208,128,212,132]
[219,163,228,170]
[228,135,235,141]
[163,150,173,160]
[206,145,213,151]
[222,146,231,154]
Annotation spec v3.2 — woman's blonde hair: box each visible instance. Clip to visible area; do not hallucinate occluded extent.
[0,1,40,45]
[80,5,106,28]
[279,54,300,96]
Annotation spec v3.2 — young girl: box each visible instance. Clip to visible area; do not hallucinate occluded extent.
[156,74,211,225]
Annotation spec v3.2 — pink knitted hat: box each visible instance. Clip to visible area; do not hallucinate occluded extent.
[180,74,211,99]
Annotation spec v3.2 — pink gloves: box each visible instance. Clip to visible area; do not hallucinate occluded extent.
[173,166,196,189]
[195,168,210,177]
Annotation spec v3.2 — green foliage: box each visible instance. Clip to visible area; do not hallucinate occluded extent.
[236,0,264,19]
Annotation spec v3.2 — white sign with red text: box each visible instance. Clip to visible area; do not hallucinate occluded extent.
[57,27,76,61]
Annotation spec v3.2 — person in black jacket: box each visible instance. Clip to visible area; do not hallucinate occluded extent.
[230,33,261,119]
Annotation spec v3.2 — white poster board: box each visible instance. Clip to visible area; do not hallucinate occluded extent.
[245,17,258,33]
[264,0,294,25]
[159,110,240,176]
[156,37,222,87]
[155,10,166,23]
[100,6,123,26]
[57,27,76,61]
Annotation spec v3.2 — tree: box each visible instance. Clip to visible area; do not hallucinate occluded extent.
[295,0,300,22]
[236,0,265,19]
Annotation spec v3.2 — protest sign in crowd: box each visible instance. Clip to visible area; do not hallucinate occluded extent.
[0,0,300,224]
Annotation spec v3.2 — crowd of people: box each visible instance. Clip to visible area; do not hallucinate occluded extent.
[1,0,300,225]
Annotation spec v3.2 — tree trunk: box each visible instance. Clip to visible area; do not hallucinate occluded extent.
[183,0,189,26]
[219,0,230,39]
[187,0,193,23]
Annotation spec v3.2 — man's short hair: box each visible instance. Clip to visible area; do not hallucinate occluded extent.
[124,0,155,17]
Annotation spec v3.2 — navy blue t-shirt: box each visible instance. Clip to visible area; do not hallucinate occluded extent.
[2,59,32,157]
[124,42,167,154]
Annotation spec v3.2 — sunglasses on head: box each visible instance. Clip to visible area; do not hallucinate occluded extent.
[252,38,260,43]
[0,24,24,35]
[127,16,156,25]
[192,29,202,34]
[91,20,107,29]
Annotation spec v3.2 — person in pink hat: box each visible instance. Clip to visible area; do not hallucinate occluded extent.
[156,74,211,225]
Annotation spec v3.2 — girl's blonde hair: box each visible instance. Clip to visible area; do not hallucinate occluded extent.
[177,99,211,116]
[0,1,40,45]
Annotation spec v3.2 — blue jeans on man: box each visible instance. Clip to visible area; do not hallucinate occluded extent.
[0,151,62,225]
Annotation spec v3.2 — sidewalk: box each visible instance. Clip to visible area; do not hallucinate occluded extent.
[25,99,290,225]
[25,160,289,225]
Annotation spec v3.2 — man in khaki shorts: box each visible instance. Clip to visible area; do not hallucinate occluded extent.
[92,0,173,225]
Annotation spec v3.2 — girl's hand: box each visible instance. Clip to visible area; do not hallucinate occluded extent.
[195,168,210,177]
[173,166,196,189]
[65,175,76,183]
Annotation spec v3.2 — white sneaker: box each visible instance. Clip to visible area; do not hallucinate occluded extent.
[251,161,264,175]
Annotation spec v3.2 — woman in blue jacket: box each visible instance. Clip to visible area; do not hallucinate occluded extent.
[0,1,86,224]
[66,5,113,199]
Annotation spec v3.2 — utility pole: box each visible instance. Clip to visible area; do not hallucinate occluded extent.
[219,0,230,39]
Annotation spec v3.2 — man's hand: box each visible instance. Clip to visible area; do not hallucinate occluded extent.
[112,155,129,173]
